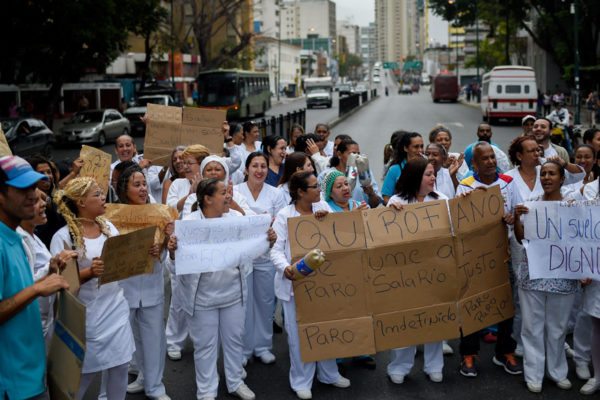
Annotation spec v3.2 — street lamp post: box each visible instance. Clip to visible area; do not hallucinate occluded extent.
[277,6,281,102]
[573,0,580,124]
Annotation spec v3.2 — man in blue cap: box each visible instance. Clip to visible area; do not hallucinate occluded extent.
[0,155,69,400]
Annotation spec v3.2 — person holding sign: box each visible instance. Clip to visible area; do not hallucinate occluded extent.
[322,169,368,212]
[234,152,286,365]
[514,161,580,393]
[114,166,173,400]
[271,171,350,400]
[167,178,269,400]
[51,177,140,400]
[386,157,447,384]
[382,132,423,205]
[166,144,210,214]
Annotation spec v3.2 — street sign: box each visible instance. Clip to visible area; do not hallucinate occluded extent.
[382,62,399,69]
[403,61,423,70]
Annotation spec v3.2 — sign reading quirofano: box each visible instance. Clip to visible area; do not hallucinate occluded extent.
[287,186,514,362]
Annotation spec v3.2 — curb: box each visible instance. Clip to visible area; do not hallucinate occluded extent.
[459,98,481,110]
[330,95,380,129]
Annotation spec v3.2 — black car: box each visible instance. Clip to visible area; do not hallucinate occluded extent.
[2,118,54,157]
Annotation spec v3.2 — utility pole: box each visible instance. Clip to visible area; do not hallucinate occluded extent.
[573,0,580,124]
[505,0,509,65]
[455,24,459,83]
[277,5,282,102]
[475,0,479,84]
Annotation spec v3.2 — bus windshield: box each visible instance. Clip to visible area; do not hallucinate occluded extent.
[197,73,237,106]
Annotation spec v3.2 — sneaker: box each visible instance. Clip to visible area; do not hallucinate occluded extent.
[565,342,574,358]
[150,395,171,400]
[257,351,276,365]
[232,383,255,400]
[352,355,376,370]
[526,382,542,393]
[556,378,572,390]
[331,377,350,388]
[428,372,443,383]
[295,389,312,399]
[167,350,181,361]
[580,378,600,395]
[576,364,592,381]
[514,344,523,358]
[492,354,523,375]
[126,380,144,394]
[442,342,454,355]
[483,332,497,343]
[242,358,248,367]
[388,373,405,384]
[460,355,478,377]
[242,368,247,380]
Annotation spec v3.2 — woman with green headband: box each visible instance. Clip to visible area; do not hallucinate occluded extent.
[322,170,368,212]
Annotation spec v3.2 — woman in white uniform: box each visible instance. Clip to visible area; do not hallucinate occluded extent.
[271,171,350,400]
[235,152,286,365]
[514,161,579,393]
[286,124,304,154]
[386,158,447,384]
[167,178,275,400]
[237,121,262,168]
[428,125,468,181]
[166,144,210,214]
[277,152,315,204]
[160,146,186,204]
[424,143,458,199]
[51,177,137,400]
[563,144,596,198]
[115,166,172,400]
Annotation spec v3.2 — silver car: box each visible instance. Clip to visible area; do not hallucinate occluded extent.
[57,109,130,146]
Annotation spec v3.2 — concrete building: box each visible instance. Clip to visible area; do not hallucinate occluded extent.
[253,0,279,36]
[254,35,302,95]
[298,0,336,44]
[360,23,377,69]
[375,0,415,65]
[281,0,300,39]
[337,21,360,55]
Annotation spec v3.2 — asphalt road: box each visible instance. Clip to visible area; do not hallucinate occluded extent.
[79,78,588,400]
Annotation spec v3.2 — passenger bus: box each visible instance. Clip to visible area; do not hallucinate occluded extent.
[196,69,270,119]
[431,72,458,102]
[481,66,537,124]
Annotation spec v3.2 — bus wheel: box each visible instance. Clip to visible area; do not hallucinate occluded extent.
[246,105,251,117]
[488,117,498,125]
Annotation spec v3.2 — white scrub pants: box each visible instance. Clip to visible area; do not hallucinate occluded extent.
[518,288,576,384]
[243,263,276,360]
[573,306,593,367]
[188,301,245,399]
[166,274,188,352]
[282,297,342,391]
[77,363,128,400]
[388,342,443,376]
[129,303,167,397]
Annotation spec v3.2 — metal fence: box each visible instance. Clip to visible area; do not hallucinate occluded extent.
[254,109,306,141]
[339,89,378,118]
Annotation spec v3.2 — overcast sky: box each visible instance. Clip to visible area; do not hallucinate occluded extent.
[335,0,448,45]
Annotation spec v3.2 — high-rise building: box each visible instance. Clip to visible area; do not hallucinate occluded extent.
[280,0,300,39]
[376,0,410,65]
[337,20,360,55]
[360,23,377,69]
[298,0,336,39]
[253,0,279,36]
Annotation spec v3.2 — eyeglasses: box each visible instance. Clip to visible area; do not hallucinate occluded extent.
[183,161,199,166]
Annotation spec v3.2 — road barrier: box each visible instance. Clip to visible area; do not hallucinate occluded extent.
[254,109,306,141]
[339,89,378,118]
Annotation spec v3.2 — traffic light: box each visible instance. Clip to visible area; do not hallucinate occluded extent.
[402,56,406,62]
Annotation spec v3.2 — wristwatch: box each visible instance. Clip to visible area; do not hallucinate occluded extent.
[225,137,233,143]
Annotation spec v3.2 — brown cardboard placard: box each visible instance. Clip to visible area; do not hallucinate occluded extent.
[297,316,375,363]
[61,242,80,297]
[458,282,515,336]
[79,145,111,194]
[47,290,86,400]
[448,185,504,234]
[143,104,226,165]
[0,126,12,156]
[99,225,156,285]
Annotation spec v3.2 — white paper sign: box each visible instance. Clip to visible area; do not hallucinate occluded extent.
[523,200,600,280]
[174,214,271,275]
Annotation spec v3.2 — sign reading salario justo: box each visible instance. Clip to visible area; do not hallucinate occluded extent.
[523,199,600,281]
[288,186,514,363]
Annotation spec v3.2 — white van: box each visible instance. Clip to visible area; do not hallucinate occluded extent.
[481,66,537,124]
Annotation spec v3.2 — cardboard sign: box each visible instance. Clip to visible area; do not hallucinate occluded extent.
[0,126,12,156]
[458,282,514,336]
[99,226,156,285]
[143,103,225,165]
[61,242,81,296]
[174,214,271,274]
[523,200,600,280]
[290,188,513,363]
[47,290,86,400]
[79,145,111,193]
[104,203,178,249]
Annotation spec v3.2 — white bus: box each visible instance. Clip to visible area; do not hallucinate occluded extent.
[481,66,537,124]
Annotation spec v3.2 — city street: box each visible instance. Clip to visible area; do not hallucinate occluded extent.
[76,79,586,400]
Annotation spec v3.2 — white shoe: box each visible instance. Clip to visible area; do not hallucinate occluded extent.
[126,380,144,394]
[232,383,255,400]
[295,389,312,399]
[331,377,350,388]
[242,367,247,380]
[167,350,181,361]
[514,345,523,358]
[564,342,574,358]
[388,373,404,384]
[581,378,600,395]
[526,382,542,393]
[556,378,572,390]
[576,364,592,380]
[442,342,454,355]
[428,372,443,383]
[258,351,276,364]
[150,395,171,400]
[242,357,248,367]
[128,364,139,376]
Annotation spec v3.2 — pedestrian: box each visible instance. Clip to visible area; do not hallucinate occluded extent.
[51,177,137,400]
[271,171,351,399]
[381,132,423,204]
[277,152,315,204]
[586,92,598,127]
[0,155,69,400]
[463,123,511,173]
[314,123,334,157]
[115,166,173,400]
[386,157,447,384]
[234,152,286,366]
[466,84,472,102]
[262,136,287,186]
[543,90,552,115]
[287,124,305,154]
[514,160,579,393]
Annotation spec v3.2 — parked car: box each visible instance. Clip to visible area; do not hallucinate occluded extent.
[56,109,130,146]
[2,118,54,157]
[123,95,176,134]
[398,84,413,94]
[338,84,353,97]
[355,84,368,93]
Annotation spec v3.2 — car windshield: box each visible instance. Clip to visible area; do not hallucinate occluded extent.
[307,88,328,94]
[1,119,18,132]
[197,72,237,107]
[339,85,351,90]
[69,111,103,124]
[136,97,167,106]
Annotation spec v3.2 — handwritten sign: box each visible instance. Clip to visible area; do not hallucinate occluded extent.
[143,104,225,165]
[290,186,514,362]
[61,242,80,296]
[0,127,11,156]
[174,214,271,274]
[79,145,111,193]
[99,226,156,285]
[523,200,600,281]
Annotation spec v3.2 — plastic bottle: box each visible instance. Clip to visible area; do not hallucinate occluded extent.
[293,249,326,279]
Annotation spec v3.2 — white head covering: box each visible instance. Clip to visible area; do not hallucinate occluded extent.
[200,155,229,182]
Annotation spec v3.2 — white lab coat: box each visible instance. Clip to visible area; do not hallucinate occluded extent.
[166,178,191,215]
[434,168,455,199]
[278,182,291,205]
